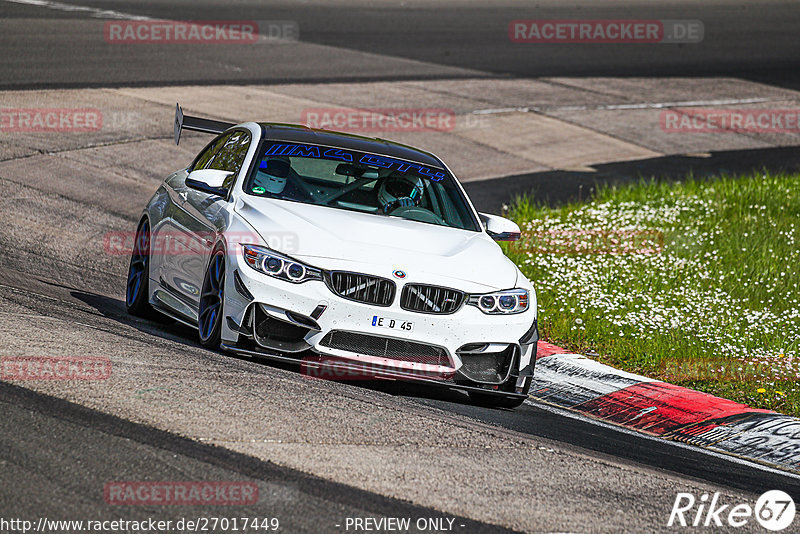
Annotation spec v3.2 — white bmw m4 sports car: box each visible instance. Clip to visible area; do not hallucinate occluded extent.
[126,105,538,408]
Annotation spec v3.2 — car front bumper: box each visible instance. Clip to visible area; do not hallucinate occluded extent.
[222,257,537,391]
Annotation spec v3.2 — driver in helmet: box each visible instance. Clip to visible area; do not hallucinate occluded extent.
[377,173,425,214]
[253,157,291,195]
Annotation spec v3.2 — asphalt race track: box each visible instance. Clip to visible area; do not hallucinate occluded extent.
[1,1,800,532]
[2,0,800,88]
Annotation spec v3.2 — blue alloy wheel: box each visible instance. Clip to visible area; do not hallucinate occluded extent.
[199,249,225,347]
[126,219,155,317]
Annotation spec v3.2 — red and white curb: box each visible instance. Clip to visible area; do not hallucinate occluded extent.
[530,342,800,474]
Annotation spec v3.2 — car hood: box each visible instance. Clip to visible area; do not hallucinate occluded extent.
[235,197,519,291]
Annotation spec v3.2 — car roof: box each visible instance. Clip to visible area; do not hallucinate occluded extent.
[258,123,444,168]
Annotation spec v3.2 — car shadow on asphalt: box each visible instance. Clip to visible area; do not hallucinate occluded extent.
[464,144,800,213]
[66,286,208,351]
[67,286,486,408]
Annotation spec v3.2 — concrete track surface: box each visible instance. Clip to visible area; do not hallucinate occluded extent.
[1,1,799,532]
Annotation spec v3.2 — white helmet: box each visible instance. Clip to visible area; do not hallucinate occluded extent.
[257,158,291,194]
[377,173,424,209]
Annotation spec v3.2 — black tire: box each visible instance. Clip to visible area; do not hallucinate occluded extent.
[126,218,155,317]
[468,372,532,409]
[198,247,226,349]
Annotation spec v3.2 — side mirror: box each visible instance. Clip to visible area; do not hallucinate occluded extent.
[479,212,521,242]
[335,163,360,177]
[185,169,233,197]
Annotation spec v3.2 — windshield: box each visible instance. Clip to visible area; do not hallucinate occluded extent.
[243,142,479,231]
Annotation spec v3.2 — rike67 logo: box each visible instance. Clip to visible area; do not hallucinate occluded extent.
[668,490,795,531]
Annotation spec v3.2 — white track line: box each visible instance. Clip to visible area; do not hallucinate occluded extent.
[473,97,775,115]
[2,0,151,20]
[525,397,800,481]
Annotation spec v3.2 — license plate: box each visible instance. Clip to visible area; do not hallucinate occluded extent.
[371,315,414,333]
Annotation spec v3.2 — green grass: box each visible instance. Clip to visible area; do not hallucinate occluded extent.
[504,171,800,415]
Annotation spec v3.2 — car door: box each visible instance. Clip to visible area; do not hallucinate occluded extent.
[169,129,252,307]
[148,167,190,291]
[153,135,224,304]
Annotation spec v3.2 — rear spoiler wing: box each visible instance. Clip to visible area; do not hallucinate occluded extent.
[174,103,235,145]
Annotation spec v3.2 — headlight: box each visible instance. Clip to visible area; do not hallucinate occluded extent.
[241,244,322,284]
[468,289,529,315]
